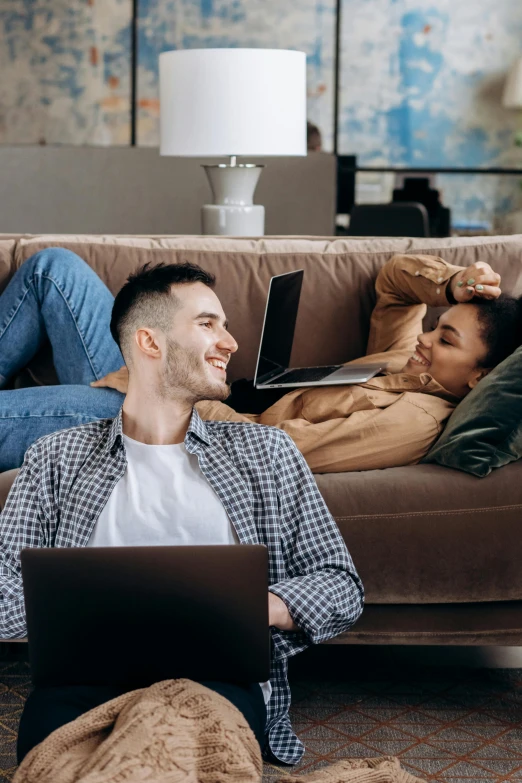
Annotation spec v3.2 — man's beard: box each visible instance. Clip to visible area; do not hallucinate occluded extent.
[158,337,230,403]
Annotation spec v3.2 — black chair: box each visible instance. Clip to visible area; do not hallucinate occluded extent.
[393,177,451,237]
[347,202,430,237]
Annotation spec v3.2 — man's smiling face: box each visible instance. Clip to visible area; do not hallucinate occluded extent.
[159,282,238,402]
[402,303,490,398]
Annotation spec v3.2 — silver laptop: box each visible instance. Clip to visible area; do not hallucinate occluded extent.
[21,545,270,687]
[254,270,385,389]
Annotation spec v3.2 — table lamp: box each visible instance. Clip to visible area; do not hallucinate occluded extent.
[159,48,307,236]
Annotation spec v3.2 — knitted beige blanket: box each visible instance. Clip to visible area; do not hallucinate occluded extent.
[14,679,423,783]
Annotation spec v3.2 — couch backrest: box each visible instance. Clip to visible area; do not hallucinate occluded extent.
[7,234,522,383]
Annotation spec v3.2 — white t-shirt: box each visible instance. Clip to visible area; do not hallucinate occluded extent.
[88,435,239,548]
[88,434,271,704]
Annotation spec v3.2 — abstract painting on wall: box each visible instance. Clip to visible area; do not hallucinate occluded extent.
[338,0,522,168]
[0,0,132,145]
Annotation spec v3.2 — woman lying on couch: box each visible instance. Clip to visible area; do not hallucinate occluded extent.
[0,248,520,473]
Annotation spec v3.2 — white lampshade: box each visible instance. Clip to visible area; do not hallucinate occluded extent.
[503,57,522,108]
[159,48,307,157]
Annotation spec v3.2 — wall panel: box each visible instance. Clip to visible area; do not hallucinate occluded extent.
[338,0,522,167]
[0,0,132,145]
[0,147,335,236]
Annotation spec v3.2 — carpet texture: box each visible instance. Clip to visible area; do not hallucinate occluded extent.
[2,659,522,781]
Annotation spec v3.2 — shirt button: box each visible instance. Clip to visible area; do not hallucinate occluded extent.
[415,271,420,276]
[436,287,441,294]
[437,277,443,283]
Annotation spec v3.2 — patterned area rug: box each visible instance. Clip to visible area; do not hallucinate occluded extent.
[1,651,522,782]
[265,666,522,782]
[0,658,30,782]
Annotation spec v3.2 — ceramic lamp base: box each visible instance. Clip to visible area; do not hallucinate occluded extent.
[201,204,265,236]
[201,163,265,236]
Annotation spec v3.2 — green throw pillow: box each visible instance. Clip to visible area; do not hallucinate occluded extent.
[422,345,522,477]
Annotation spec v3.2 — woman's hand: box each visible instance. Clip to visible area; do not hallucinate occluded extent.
[450,262,501,303]
[90,366,129,394]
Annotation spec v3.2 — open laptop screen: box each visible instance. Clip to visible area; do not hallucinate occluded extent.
[254,270,304,384]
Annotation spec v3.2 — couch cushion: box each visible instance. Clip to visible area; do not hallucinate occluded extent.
[423,345,522,477]
[316,461,522,605]
[14,234,522,384]
[3,460,522,607]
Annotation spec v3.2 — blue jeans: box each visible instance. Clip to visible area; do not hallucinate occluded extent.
[0,249,125,470]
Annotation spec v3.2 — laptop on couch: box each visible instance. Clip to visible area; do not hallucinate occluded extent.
[254,270,384,389]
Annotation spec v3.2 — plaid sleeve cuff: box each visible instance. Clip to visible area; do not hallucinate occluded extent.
[270,571,363,645]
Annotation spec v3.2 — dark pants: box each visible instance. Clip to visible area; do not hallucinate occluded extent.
[17,680,267,764]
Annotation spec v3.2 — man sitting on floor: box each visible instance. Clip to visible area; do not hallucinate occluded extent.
[0,262,364,766]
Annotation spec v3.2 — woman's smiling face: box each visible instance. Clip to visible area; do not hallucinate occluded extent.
[402,304,490,398]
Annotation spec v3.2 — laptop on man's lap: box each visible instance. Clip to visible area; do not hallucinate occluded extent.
[21,545,270,688]
[254,270,384,389]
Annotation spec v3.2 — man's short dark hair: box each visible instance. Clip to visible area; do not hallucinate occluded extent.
[474,294,522,368]
[110,262,216,358]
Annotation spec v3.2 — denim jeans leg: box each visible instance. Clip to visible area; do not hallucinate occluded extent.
[0,386,124,471]
[0,248,123,387]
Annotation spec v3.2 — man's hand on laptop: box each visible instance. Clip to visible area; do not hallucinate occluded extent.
[269,592,298,631]
[91,366,129,394]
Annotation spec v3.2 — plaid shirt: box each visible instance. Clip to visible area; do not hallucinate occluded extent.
[0,408,364,764]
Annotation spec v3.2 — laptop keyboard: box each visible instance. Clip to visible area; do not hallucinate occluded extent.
[272,366,341,384]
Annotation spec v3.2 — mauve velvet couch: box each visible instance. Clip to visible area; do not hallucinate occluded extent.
[1,232,522,645]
